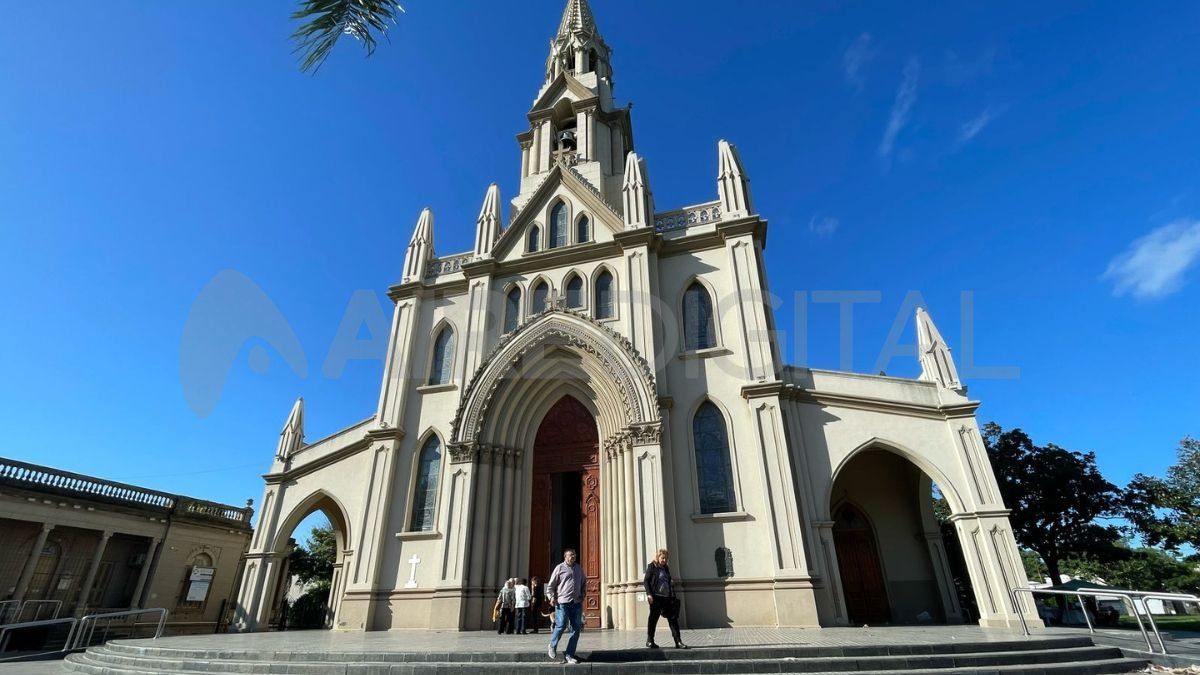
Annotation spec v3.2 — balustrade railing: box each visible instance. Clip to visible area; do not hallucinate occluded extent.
[424,252,472,280]
[0,457,252,527]
[655,201,723,232]
[0,457,174,509]
[180,498,253,525]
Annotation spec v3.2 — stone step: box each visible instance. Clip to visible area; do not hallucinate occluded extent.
[96,636,1098,663]
[63,645,1147,675]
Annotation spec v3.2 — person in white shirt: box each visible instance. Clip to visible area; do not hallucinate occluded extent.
[514,577,532,634]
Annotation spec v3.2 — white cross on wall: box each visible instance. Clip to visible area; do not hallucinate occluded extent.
[404,554,421,588]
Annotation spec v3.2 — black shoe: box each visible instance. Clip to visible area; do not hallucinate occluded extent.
[675,642,689,649]
[646,640,659,649]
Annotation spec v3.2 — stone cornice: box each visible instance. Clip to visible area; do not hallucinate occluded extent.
[782,383,981,421]
[947,509,1012,522]
[612,228,661,251]
[264,437,375,484]
[740,380,786,400]
[460,258,498,279]
[365,426,405,442]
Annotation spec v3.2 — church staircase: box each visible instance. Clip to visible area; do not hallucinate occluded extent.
[64,634,1146,674]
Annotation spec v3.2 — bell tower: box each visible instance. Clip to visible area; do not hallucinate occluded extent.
[514,0,634,214]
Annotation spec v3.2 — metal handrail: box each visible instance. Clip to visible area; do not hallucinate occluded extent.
[68,608,168,652]
[1011,586,1200,655]
[0,617,77,654]
[0,601,18,625]
[19,599,62,622]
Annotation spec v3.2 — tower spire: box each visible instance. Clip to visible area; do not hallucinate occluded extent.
[275,397,304,462]
[557,0,597,38]
[717,139,754,219]
[401,208,434,284]
[544,0,611,84]
[916,307,964,392]
[474,184,502,257]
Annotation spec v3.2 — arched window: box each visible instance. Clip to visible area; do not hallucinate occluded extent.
[504,287,521,333]
[693,402,736,514]
[428,326,454,385]
[528,225,541,253]
[410,435,442,531]
[576,216,590,243]
[549,202,568,248]
[565,275,583,308]
[683,282,717,350]
[532,281,550,313]
[594,271,614,319]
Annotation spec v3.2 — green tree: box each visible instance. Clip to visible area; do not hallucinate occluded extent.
[1064,543,1200,594]
[983,422,1126,586]
[1021,549,1048,583]
[291,0,405,73]
[1125,437,1200,552]
[289,520,337,589]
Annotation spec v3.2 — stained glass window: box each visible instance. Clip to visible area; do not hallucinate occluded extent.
[550,202,568,248]
[504,287,521,333]
[576,215,590,243]
[428,327,454,385]
[528,225,540,252]
[684,282,717,350]
[410,436,442,531]
[566,275,583,308]
[533,281,549,313]
[693,401,736,514]
[595,271,614,319]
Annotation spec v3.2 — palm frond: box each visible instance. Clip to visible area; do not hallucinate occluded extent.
[291,0,405,74]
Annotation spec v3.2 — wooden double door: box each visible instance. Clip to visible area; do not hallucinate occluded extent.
[832,504,891,625]
[529,396,602,628]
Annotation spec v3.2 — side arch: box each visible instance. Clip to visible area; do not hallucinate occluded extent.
[825,437,967,520]
[270,488,353,555]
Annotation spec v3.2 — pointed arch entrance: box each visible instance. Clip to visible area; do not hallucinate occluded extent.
[530,395,601,628]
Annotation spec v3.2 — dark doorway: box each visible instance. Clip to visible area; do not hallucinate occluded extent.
[529,396,601,628]
[833,503,890,625]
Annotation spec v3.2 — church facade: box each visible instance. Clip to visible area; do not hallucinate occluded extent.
[233,0,1038,633]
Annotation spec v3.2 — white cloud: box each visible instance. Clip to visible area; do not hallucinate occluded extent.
[843,33,874,88]
[879,58,920,160]
[809,216,840,238]
[1103,219,1200,300]
[958,108,993,143]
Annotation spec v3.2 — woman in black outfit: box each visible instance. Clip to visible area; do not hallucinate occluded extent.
[529,575,544,634]
[643,548,687,649]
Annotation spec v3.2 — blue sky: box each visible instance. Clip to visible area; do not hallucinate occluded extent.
[1,1,1198,517]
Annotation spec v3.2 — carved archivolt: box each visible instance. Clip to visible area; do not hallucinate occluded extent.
[450,307,658,461]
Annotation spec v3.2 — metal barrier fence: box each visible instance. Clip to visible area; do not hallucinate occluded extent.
[19,600,62,623]
[67,608,168,652]
[0,617,76,655]
[0,602,17,625]
[1011,586,1200,655]
[0,608,167,659]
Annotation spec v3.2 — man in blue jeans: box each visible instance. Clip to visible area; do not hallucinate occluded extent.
[545,548,586,664]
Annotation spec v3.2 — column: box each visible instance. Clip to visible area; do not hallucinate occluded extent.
[13,523,54,604]
[75,531,113,616]
[622,443,637,627]
[813,521,848,625]
[923,531,965,622]
[539,120,554,171]
[520,142,531,178]
[129,538,160,609]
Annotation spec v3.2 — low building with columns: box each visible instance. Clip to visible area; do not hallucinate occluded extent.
[0,457,252,634]
[234,0,1039,633]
